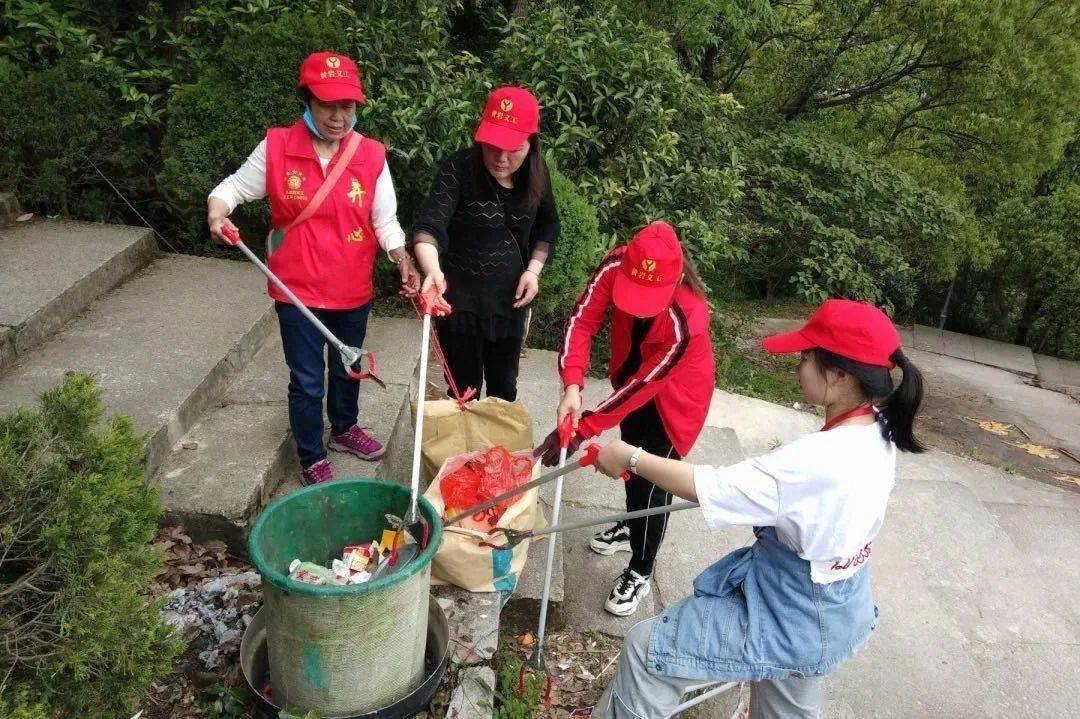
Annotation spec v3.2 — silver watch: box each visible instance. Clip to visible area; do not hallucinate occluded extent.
[628,446,644,474]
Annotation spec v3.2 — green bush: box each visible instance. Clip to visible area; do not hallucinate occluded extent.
[533,166,606,321]
[0,56,151,220]
[734,126,974,314]
[0,374,181,717]
[159,11,351,253]
[494,5,745,275]
[0,691,50,719]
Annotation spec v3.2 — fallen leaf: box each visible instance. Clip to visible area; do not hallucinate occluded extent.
[522,632,535,648]
[965,417,1014,436]
[1009,442,1060,459]
[1052,474,1080,487]
[15,212,33,222]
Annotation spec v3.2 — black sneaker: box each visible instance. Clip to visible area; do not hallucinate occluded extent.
[605,568,651,616]
[589,523,631,556]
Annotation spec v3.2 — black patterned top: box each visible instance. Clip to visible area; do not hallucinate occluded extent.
[412,148,559,339]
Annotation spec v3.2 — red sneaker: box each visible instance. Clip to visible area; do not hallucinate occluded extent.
[329,426,385,461]
[300,459,334,486]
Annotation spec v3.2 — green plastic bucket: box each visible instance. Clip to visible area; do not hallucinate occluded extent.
[248,478,443,716]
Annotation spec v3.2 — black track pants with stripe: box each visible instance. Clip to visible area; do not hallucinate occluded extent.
[618,400,680,576]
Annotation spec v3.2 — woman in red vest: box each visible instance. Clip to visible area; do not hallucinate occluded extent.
[536,221,716,616]
[207,52,419,486]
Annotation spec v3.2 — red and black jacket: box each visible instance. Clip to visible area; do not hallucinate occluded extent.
[558,247,716,456]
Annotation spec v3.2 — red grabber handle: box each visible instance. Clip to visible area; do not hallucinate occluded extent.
[419,286,452,317]
[579,443,631,482]
[220,224,242,246]
[557,412,574,450]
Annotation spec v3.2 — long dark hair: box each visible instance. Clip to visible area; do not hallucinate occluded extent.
[681,256,707,298]
[472,135,549,209]
[814,348,925,453]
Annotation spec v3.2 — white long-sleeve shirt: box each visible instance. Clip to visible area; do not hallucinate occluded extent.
[208,138,406,253]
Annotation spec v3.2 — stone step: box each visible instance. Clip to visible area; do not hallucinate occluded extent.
[158,315,422,547]
[0,218,157,371]
[0,192,20,226]
[0,254,274,477]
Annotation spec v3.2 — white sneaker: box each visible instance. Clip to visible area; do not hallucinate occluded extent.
[605,569,651,616]
[590,524,631,556]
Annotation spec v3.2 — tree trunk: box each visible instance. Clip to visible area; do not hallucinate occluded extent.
[512,0,529,19]
[1014,290,1046,347]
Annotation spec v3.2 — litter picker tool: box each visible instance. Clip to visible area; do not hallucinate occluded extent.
[528,413,574,670]
[482,500,700,550]
[442,443,629,527]
[405,287,452,545]
[220,226,385,387]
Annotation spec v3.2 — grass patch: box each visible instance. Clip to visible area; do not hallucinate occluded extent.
[716,351,803,406]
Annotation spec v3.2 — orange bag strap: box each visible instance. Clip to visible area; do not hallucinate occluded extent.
[282,131,362,234]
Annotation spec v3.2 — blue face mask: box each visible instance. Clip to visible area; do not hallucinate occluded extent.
[302,105,357,140]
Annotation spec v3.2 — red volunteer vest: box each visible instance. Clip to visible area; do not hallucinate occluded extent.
[264,121,385,309]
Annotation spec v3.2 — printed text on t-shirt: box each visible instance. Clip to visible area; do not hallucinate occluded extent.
[831,542,872,571]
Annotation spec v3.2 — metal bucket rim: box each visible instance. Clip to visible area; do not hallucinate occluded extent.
[247,477,443,598]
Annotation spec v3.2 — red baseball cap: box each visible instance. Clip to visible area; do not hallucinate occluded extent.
[474,87,540,152]
[299,51,365,104]
[612,221,685,318]
[762,299,901,368]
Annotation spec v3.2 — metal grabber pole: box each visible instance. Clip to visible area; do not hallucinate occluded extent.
[407,309,432,527]
[529,414,575,669]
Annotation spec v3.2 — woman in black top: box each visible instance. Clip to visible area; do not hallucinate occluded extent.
[412,86,559,401]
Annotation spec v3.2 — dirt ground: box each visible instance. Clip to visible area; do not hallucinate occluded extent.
[906,348,1080,490]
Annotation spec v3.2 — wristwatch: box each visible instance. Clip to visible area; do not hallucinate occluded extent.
[628,446,644,475]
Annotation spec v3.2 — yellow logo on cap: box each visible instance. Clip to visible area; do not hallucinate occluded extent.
[499,98,514,112]
[326,56,341,69]
[629,257,663,283]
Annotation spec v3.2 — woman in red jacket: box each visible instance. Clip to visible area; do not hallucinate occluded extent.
[536,221,716,616]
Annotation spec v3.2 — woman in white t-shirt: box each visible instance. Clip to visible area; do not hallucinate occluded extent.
[589,299,925,719]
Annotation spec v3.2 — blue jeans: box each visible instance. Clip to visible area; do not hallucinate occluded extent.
[276,302,370,467]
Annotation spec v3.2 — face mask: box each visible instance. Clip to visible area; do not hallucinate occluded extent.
[302,105,357,140]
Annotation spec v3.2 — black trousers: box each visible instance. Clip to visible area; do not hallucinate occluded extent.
[619,401,680,576]
[435,327,522,402]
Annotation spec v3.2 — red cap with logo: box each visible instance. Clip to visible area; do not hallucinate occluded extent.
[612,221,685,318]
[474,86,540,152]
[299,51,365,104]
[762,299,901,368]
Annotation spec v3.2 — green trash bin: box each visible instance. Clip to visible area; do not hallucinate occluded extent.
[248,478,443,716]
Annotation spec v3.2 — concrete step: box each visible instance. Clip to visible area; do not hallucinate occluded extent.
[0,192,20,226]
[0,254,274,477]
[0,219,157,371]
[159,315,422,547]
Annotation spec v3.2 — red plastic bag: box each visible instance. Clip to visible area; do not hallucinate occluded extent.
[441,446,535,526]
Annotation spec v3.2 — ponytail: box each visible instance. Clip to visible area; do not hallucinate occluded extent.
[814,348,926,453]
[880,350,925,453]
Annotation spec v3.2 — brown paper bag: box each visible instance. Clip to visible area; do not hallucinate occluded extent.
[418,397,534,485]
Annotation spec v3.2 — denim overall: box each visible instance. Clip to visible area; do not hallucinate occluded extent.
[648,527,877,682]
